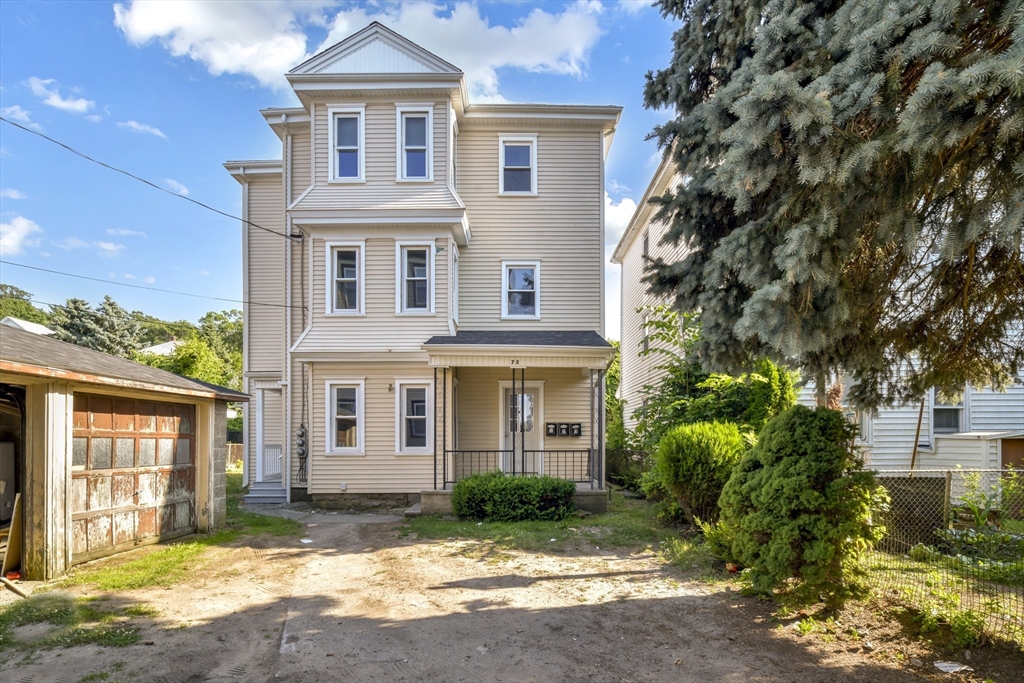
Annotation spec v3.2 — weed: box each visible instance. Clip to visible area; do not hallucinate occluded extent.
[796,618,817,636]
[0,594,145,651]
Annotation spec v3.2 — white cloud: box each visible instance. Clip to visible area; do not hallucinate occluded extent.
[107,228,147,237]
[0,215,42,255]
[54,236,90,250]
[96,241,127,256]
[2,105,42,131]
[604,191,637,248]
[26,77,95,113]
[608,179,632,196]
[124,273,137,279]
[85,114,103,123]
[164,178,189,195]
[1,188,26,199]
[616,0,649,16]
[113,1,605,100]
[118,120,167,138]
[144,276,156,284]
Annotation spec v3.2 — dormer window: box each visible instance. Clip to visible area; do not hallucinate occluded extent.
[498,135,537,195]
[396,105,433,181]
[328,106,365,182]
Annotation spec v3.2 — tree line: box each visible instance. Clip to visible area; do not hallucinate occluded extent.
[0,283,242,390]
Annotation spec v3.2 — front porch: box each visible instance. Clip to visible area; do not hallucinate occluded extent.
[423,331,614,496]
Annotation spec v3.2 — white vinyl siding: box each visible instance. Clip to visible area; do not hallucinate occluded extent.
[290,131,312,202]
[456,126,601,330]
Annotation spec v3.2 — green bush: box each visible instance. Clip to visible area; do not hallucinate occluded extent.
[638,468,688,524]
[695,517,737,563]
[719,405,887,608]
[451,472,576,522]
[654,422,746,524]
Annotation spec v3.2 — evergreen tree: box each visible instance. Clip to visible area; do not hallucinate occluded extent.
[95,295,140,358]
[51,296,140,359]
[644,0,1024,408]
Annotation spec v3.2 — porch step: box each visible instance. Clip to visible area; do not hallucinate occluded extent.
[243,480,286,505]
[403,502,422,518]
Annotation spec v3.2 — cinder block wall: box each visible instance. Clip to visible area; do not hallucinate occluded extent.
[212,400,228,527]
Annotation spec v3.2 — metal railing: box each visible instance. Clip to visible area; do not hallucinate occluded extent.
[262,443,282,480]
[440,449,596,488]
[867,468,1023,645]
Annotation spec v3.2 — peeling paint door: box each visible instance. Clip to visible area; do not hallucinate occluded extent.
[70,394,195,564]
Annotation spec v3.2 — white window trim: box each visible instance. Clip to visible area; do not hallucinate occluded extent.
[498,134,538,196]
[328,105,366,183]
[325,379,365,455]
[395,240,436,315]
[931,386,971,439]
[394,378,434,455]
[325,240,366,316]
[501,260,541,320]
[395,104,434,182]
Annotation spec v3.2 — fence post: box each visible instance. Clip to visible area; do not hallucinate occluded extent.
[943,469,953,528]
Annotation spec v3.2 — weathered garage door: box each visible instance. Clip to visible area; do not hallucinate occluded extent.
[71,394,195,564]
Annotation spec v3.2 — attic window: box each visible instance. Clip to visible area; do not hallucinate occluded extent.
[328,106,365,182]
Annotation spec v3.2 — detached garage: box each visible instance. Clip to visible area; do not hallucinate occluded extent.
[0,326,247,580]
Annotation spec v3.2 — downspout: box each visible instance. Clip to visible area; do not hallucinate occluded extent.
[284,131,293,502]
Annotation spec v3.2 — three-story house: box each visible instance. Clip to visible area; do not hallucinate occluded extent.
[225,23,620,511]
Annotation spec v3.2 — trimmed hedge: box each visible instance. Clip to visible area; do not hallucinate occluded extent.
[451,472,577,521]
[653,421,747,523]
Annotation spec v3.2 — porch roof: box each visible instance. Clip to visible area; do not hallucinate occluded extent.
[422,330,613,369]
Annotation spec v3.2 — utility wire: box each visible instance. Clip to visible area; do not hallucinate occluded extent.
[1,260,303,310]
[0,116,296,241]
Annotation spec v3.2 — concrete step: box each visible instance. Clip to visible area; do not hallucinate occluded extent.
[403,502,422,518]
[248,481,284,491]
[243,494,287,505]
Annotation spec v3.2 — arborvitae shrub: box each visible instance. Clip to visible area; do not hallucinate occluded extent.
[719,406,886,607]
[654,422,747,523]
[451,472,576,522]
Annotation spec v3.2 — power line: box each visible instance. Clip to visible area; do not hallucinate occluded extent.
[0,116,296,242]
[1,260,302,310]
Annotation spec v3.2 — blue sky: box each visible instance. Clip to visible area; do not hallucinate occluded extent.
[0,1,679,339]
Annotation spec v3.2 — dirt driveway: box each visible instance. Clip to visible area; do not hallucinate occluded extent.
[0,509,996,682]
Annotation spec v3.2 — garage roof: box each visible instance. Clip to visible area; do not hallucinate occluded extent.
[0,326,248,402]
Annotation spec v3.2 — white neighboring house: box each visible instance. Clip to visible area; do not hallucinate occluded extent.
[140,339,184,356]
[613,154,1024,471]
[225,23,619,509]
[0,316,55,336]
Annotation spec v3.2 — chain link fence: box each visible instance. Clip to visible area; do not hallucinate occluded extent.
[867,468,1024,644]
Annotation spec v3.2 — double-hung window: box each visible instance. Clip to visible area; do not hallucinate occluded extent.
[329,106,365,182]
[933,388,966,434]
[327,380,364,454]
[327,242,364,315]
[396,105,433,181]
[501,261,540,319]
[396,380,431,454]
[396,242,434,314]
[498,135,537,195]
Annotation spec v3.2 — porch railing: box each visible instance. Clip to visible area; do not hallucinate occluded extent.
[262,443,282,480]
[440,449,596,489]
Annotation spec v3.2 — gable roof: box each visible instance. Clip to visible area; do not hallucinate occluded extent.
[1,316,55,336]
[290,22,462,76]
[0,326,247,402]
[610,151,678,264]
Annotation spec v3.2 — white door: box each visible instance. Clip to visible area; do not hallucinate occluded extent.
[502,388,541,474]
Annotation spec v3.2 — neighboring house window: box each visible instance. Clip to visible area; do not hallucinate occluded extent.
[326,241,364,315]
[328,106,365,182]
[501,261,540,319]
[498,135,538,195]
[396,242,434,314]
[933,388,965,434]
[396,381,431,454]
[327,380,364,454]
[396,105,433,181]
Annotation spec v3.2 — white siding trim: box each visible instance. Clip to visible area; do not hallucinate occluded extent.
[394,240,436,315]
[395,103,434,182]
[327,104,366,183]
[394,378,434,455]
[324,378,365,455]
[497,134,538,196]
[324,240,366,316]
[501,260,541,320]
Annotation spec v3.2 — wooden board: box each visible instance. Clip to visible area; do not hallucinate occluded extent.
[1,493,22,575]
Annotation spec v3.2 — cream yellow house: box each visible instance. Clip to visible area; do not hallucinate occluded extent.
[225,23,619,510]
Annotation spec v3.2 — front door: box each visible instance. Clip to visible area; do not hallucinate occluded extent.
[502,388,540,474]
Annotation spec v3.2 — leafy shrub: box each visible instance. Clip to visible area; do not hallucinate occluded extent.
[719,405,887,607]
[606,448,648,492]
[637,468,688,524]
[451,472,576,522]
[654,422,746,523]
[695,517,737,563]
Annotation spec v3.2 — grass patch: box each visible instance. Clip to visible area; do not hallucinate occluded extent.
[55,489,302,592]
[226,470,246,496]
[0,594,145,651]
[405,491,718,577]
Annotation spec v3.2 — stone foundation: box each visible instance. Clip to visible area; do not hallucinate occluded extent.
[419,488,608,516]
[311,492,420,511]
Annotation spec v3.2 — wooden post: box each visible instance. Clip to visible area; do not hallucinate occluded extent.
[909,398,926,473]
[943,470,953,528]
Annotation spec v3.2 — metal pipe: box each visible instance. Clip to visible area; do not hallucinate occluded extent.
[433,367,438,490]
